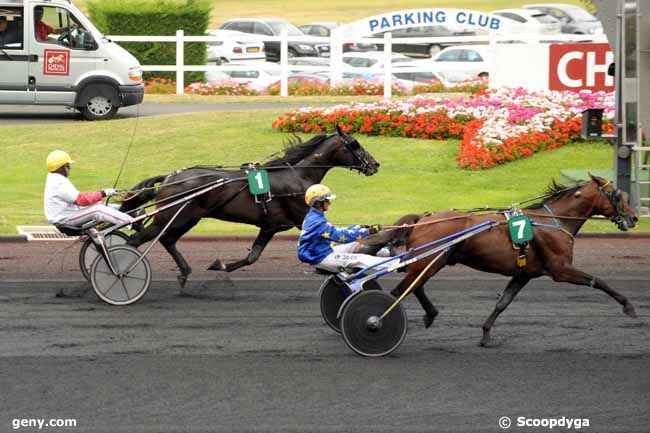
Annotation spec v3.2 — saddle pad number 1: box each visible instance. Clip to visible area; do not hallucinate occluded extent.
[248,169,270,195]
[508,215,534,244]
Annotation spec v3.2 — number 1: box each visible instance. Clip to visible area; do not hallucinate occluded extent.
[254,172,264,189]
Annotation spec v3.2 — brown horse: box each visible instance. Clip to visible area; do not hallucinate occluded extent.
[365,175,639,347]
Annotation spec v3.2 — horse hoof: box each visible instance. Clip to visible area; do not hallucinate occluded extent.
[623,303,637,318]
[423,314,435,329]
[177,274,188,289]
[208,259,226,272]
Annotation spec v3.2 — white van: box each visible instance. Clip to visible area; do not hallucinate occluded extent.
[0,0,143,120]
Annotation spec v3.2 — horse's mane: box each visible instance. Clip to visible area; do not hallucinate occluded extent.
[526,179,586,209]
[263,134,331,166]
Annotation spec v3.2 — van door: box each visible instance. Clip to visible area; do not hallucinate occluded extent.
[0,7,34,104]
[27,4,97,105]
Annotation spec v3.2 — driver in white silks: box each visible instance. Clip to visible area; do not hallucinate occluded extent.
[43,150,134,228]
[297,184,393,274]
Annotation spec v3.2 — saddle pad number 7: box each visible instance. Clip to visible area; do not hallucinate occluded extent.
[508,215,534,244]
[248,169,270,195]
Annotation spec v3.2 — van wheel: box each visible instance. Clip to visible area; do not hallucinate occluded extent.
[81,95,118,121]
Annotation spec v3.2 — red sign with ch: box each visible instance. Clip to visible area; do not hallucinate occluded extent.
[549,43,614,92]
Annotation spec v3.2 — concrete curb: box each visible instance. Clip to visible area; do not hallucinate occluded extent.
[1,233,650,243]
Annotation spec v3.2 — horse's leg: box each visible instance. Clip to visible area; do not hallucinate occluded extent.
[390,256,447,329]
[127,222,163,247]
[159,218,200,288]
[208,228,277,272]
[413,284,439,328]
[480,275,531,347]
[548,265,637,318]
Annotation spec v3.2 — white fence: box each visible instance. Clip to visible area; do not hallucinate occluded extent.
[108,31,606,97]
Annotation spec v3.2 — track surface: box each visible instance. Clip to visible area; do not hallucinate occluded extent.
[1,238,649,432]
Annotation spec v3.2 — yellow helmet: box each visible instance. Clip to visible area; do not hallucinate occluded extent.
[46,150,74,172]
[305,184,336,207]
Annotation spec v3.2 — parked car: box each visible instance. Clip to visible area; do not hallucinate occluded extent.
[428,45,491,82]
[374,25,477,57]
[288,57,330,67]
[491,8,562,34]
[298,22,377,54]
[206,62,281,91]
[523,4,603,34]
[205,29,265,64]
[342,51,417,70]
[219,18,323,62]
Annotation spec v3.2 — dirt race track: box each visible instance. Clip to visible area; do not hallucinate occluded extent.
[0,237,649,433]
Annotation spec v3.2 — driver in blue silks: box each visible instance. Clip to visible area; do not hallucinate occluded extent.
[298,184,392,274]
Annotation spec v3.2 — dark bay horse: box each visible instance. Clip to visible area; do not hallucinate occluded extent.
[120,125,379,287]
[365,175,638,347]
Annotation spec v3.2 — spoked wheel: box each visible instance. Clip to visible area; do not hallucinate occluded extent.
[90,245,151,306]
[319,276,351,333]
[79,231,130,281]
[340,291,407,357]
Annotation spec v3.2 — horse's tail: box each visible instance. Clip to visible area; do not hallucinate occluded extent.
[119,174,167,214]
[361,213,423,249]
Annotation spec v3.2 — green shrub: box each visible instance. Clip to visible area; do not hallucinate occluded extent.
[87,0,210,83]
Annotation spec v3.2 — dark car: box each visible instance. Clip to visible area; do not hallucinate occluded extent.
[523,4,603,35]
[298,22,377,55]
[374,25,476,58]
[220,18,322,62]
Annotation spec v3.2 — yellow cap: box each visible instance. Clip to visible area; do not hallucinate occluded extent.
[305,184,336,207]
[46,150,73,172]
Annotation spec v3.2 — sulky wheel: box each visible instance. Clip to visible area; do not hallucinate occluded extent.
[79,231,130,281]
[90,245,151,306]
[340,290,407,357]
[319,276,351,333]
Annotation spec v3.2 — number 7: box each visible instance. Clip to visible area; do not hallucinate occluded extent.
[512,220,526,239]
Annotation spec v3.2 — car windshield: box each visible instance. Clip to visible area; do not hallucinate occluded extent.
[565,6,598,22]
[532,13,558,24]
[267,20,304,36]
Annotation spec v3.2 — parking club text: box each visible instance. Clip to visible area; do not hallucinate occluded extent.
[367,9,502,33]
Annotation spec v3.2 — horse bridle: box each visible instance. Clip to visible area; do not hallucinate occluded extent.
[598,181,630,225]
[341,133,372,173]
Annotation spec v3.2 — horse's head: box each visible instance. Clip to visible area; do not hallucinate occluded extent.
[585,174,638,231]
[328,124,379,176]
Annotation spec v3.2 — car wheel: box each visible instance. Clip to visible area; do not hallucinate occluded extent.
[80,92,118,121]
[428,44,442,57]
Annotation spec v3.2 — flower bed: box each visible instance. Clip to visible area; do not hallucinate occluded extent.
[144,77,487,96]
[272,87,615,169]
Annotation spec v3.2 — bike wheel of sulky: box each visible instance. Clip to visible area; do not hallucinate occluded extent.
[319,276,352,333]
[90,245,151,306]
[79,231,129,281]
[340,290,407,357]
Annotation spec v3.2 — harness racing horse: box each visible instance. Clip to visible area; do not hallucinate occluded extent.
[120,125,379,287]
[364,175,639,347]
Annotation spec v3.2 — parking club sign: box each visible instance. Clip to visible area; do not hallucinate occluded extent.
[43,49,70,75]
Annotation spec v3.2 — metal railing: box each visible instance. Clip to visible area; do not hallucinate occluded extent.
[108,30,606,96]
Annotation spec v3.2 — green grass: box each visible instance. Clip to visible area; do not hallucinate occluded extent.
[75,0,587,29]
[1,109,647,235]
